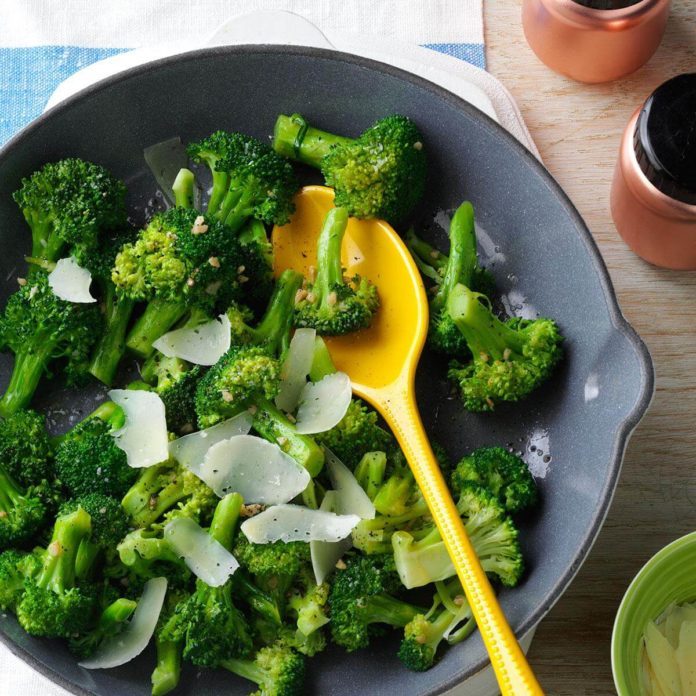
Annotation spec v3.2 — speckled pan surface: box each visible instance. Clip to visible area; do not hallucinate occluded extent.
[0,46,653,696]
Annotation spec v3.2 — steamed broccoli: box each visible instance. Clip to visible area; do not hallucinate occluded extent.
[55,409,137,499]
[195,270,324,475]
[0,409,53,487]
[68,596,137,659]
[0,273,102,415]
[167,494,254,667]
[273,113,426,224]
[113,207,253,358]
[354,451,389,501]
[0,464,52,550]
[141,352,204,434]
[233,533,310,620]
[59,495,129,579]
[0,549,41,611]
[17,505,99,637]
[117,527,190,585]
[188,130,298,230]
[447,283,563,411]
[452,447,537,514]
[121,458,216,530]
[407,202,494,356]
[152,587,189,696]
[392,485,524,589]
[329,554,424,652]
[294,207,379,336]
[398,579,475,672]
[284,567,330,657]
[12,158,126,266]
[221,640,306,696]
[76,225,139,385]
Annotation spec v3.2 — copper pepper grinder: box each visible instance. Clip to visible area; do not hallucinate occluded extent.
[522,0,671,84]
[611,74,696,269]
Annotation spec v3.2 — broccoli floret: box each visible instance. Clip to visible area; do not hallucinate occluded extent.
[141,352,204,434]
[398,580,475,672]
[294,207,378,336]
[167,494,254,667]
[0,464,52,550]
[452,446,538,514]
[68,596,137,659]
[12,158,126,266]
[55,412,137,499]
[16,505,99,637]
[392,485,524,589]
[113,208,253,358]
[121,459,216,529]
[354,451,388,501]
[0,409,53,486]
[72,225,139,386]
[447,283,563,411]
[194,270,323,475]
[284,567,329,657]
[188,131,298,230]
[0,273,102,415]
[328,554,424,652]
[0,549,41,611]
[221,640,306,696]
[316,400,393,469]
[407,202,494,356]
[273,113,426,224]
[233,533,309,620]
[194,269,301,421]
[59,495,129,579]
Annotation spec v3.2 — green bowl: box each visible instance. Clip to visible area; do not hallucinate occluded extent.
[612,531,696,695]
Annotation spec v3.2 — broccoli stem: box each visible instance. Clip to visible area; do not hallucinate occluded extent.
[206,169,231,217]
[309,336,336,381]
[121,465,189,528]
[354,452,388,501]
[447,284,524,360]
[234,570,282,625]
[253,269,303,354]
[405,228,447,277]
[88,286,136,385]
[218,186,255,232]
[37,507,91,593]
[364,594,423,628]
[172,168,195,209]
[220,655,265,688]
[252,399,324,477]
[315,207,349,306]
[0,465,24,513]
[151,633,182,696]
[209,493,243,550]
[0,341,54,416]
[126,298,188,359]
[430,202,476,315]
[239,219,273,268]
[273,114,353,168]
[25,215,65,265]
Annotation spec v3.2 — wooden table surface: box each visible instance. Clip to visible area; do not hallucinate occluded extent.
[483,2,696,693]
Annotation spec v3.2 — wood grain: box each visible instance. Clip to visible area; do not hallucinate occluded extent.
[484,2,696,692]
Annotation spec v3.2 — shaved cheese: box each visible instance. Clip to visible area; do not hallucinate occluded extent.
[79,577,167,669]
[241,503,359,544]
[164,517,238,586]
[200,435,310,503]
[311,490,352,585]
[48,257,96,303]
[325,448,375,519]
[108,390,168,468]
[152,314,231,366]
[276,328,316,412]
[295,372,352,434]
[170,411,253,473]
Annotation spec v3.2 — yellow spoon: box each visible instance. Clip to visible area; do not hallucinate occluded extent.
[273,185,543,696]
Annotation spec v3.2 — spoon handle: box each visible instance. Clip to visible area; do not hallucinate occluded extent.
[379,390,544,696]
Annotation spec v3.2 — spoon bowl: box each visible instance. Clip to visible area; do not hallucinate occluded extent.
[273,185,543,695]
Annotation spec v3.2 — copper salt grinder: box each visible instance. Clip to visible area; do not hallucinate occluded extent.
[611,74,696,269]
[522,0,671,83]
